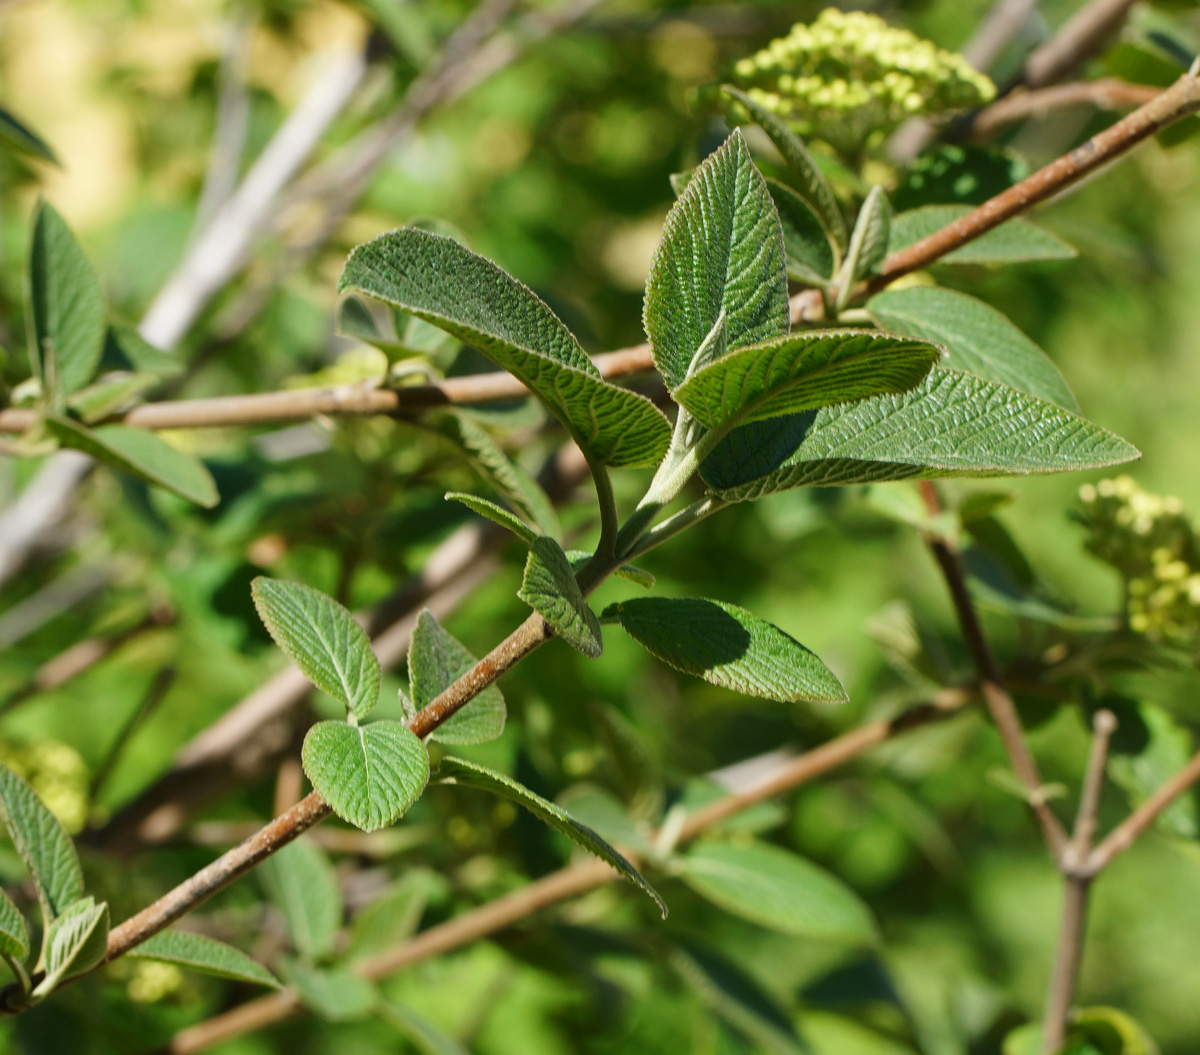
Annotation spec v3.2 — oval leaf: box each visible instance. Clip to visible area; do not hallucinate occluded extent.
[644,129,789,390]
[251,577,380,722]
[339,229,670,468]
[603,597,846,704]
[302,720,429,833]
[843,186,890,285]
[285,960,379,1021]
[259,839,342,961]
[519,537,603,658]
[0,763,83,925]
[888,204,1075,265]
[680,840,875,944]
[0,888,29,962]
[434,756,666,917]
[408,609,506,746]
[446,491,535,544]
[34,896,109,996]
[129,930,282,990]
[868,286,1076,409]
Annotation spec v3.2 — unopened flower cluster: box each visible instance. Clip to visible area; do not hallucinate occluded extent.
[0,737,89,832]
[1078,476,1200,647]
[730,9,995,155]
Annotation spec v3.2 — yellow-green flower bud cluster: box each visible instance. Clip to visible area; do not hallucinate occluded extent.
[0,738,90,833]
[1078,476,1200,647]
[730,9,995,155]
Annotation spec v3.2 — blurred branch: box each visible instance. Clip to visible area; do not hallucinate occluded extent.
[0,564,110,649]
[0,451,90,585]
[969,77,1160,138]
[1024,0,1139,89]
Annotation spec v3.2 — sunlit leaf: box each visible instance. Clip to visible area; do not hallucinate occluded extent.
[519,537,603,658]
[129,930,282,989]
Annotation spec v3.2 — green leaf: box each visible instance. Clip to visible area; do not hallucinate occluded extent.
[1108,702,1197,840]
[104,324,183,378]
[888,204,1075,265]
[680,840,875,944]
[801,1011,918,1055]
[566,550,655,589]
[259,839,342,961]
[434,411,560,539]
[434,757,666,917]
[603,597,846,704]
[0,106,59,164]
[518,537,603,658]
[302,720,429,833]
[45,418,218,507]
[868,287,1076,409]
[27,201,106,399]
[674,330,940,432]
[345,871,436,963]
[1003,1008,1160,1055]
[67,372,160,423]
[251,577,380,722]
[445,491,535,543]
[34,897,109,996]
[129,930,282,989]
[339,229,670,468]
[720,85,846,249]
[644,129,789,390]
[670,942,807,1055]
[407,609,505,746]
[0,888,29,962]
[285,960,378,1021]
[767,178,835,284]
[701,370,1140,500]
[0,763,83,925]
[843,186,890,285]
[382,1003,472,1055]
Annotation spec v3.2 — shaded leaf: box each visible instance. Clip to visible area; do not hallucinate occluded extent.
[346,871,437,963]
[46,418,218,507]
[104,324,183,378]
[382,1003,472,1055]
[603,597,846,704]
[129,931,282,989]
[680,840,875,944]
[302,720,429,833]
[519,537,603,658]
[888,204,1075,265]
[285,960,378,1021]
[843,186,890,285]
[35,897,108,996]
[566,550,655,589]
[0,764,83,925]
[1108,702,1197,840]
[767,178,835,284]
[0,888,29,962]
[0,106,59,164]
[644,130,789,390]
[68,372,160,424]
[434,756,666,917]
[259,839,342,961]
[407,609,505,745]
[445,491,535,543]
[251,577,380,722]
[340,229,671,467]
[868,286,1076,409]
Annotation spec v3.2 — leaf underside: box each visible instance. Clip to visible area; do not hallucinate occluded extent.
[259,839,342,961]
[519,537,603,658]
[446,491,535,543]
[129,930,282,989]
[0,888,29,961]
[39,896,109,993]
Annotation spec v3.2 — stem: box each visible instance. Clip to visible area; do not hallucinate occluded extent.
[584,455,619,565]
[624,495,730,561]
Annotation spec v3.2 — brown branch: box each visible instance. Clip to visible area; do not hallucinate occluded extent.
[970,78,1161,139]
[1024,0,1138,90]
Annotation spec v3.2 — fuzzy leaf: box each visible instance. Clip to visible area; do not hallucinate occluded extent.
[644,130,789,390]
[251,577,380,722]
[680,840,875,944]
[129,931,282,989]
[286,960,378,1021]
[0,107,59,164]
[382,1003,472,1055]
[27,201,106,398]
[407,609,506,746]
[0,764,83,925]
[346,872,436,963]
[844,186,890,284]
[445,491,535,543]
[339,229,670,467]
[0,888,29,962]
[259,839,342,961]
[888,204,1075,265]
[519,537,603,658]
[702,370,1139,500]
[603,597,846,704]
[302,720,429,833]
[434,757,666,917]
[720,85,846,248]
[566,551,655,589]
[35,897,109,996]
[46,418,218,508]
[868,286,1076,409]
[767,178,835,284]
[674,330,940,431]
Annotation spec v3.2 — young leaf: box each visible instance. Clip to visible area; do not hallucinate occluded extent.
[45,418,218,508]
[673,330,940,432]
[766,178,835,284]
[259,839,342,961]
[302,720,429,833]
[445,492,535,543]
[382,1003,472,1055]
[68,372,160,423]
[842,186,890,286]
[27,201,106,399]
[434,756,666,917]
[128,930,282,989]
[680,840,875,944]
[339,229,671,468]
[407,609,506,746]
[888,204,1075,265]
[0,889,29,962]
[868,286,1076,409]
[644,130,789,390]
[345,872,436,963]
[702,370,1140,500]
[104,324,184,378]
[34,897,109,996]
[720,85,846,249]
[518,537,603,658]
[0,106,59,165]
[0,764,83,925]
[285,960,379,1021]
[603,597,846,704]
[567,551,655,589]
[251,577,380,722]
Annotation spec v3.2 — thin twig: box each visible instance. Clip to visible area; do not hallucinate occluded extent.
[970,78,1160,139]
[1024,0,1139,89]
